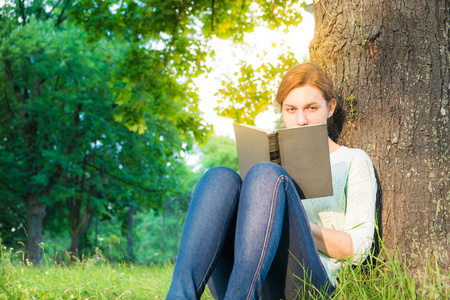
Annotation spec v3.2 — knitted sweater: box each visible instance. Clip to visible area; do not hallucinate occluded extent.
[302,146,377,286]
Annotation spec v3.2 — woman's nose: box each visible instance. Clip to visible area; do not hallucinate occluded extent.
[296,112,308,126]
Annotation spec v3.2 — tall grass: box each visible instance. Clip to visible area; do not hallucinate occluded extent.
[330,246,449,300]
[0,242,447,299]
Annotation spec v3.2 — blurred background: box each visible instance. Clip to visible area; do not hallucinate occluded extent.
[0,0,313,266]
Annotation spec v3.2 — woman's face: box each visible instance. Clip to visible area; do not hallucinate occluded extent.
[281,85,336,128]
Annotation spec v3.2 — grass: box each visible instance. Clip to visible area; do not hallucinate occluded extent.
[330,248,449,300]
[0,259,174,299]
[0,244,448,299]
[0,245,214,299]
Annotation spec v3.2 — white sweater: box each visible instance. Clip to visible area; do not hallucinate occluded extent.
[302,146,377,286]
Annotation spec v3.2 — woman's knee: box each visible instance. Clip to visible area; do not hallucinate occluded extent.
[245,162,287,181]
[200,166,242,189]
[241,162,290,194]
[192,167,242,209]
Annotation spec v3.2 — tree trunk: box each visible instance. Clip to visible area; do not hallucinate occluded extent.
[161,201,166,253]
[69,231,81,260]
[127,203,136,262]
[25,196,45,266]
[68,193,97,260]
[310,0,449,271]
[68,206,97,260]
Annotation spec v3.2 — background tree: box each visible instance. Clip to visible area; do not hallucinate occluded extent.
[197,134,239,173]
[0,2,209,264]
[0,17,123,264]
[0,0,308,265]
[131,135,241,264]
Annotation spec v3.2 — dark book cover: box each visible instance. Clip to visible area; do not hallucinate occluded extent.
[233,123,333,199]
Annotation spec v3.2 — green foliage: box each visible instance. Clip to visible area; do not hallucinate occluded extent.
[133,208,186,264]
[0,0,309,263]
[215,51,299,125]
[198,134,239,172]
[64,0,308,135]
[253,0,306,31]
[344,94,357,117]
[0,0,204,254]
[0,14,199,262]
[0,191,26,247]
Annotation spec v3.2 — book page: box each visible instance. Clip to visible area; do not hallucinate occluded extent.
[278,124,333,198]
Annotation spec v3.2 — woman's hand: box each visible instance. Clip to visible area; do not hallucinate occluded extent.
[309,222,354,259]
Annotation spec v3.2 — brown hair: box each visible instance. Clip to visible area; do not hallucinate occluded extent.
[275,62,337,105]
[275,63,344,141]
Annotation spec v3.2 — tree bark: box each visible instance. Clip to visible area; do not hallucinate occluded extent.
[25,195,45,265]
[310,0,449,271]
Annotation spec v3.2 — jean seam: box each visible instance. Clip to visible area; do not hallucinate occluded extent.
[196,185,241,296]
[246,175,284,300]
[285,177,335,285]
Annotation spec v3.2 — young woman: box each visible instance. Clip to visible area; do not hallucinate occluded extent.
[166,63,377,300]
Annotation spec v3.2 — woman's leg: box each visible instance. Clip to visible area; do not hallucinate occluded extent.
[261,192,335,300]
[224,162,334,300]
[206,214,236,299]
[166,167,242,300]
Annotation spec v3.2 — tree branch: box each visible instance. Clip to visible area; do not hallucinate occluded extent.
[64,61,86,156]
[43,202,61,224]
[54,74,60,91]
[48,0,64,17]
[36,4,42,19]
[152,0,188,76]
[79,188,97,237]
[3,85,16,119]
[211,0,215,32]
[58,201,69,219]
[18,0,27,24]
[79,205,97,237]
[66,103,82,155]
[0,181,22,195]
[39,165,63,198]
[85,162,159,194]
[4,59,26,110]
[55,0,71,26]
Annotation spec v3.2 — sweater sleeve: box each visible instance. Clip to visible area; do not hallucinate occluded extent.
[343,151,377,264]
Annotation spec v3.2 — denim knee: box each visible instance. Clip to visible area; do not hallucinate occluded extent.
[202,166,242,186]
[245,162,288,182]
[240,162,291,202]
[194,167,242,207]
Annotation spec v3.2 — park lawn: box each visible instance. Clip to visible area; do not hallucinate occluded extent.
[0,257,214,300]
[0,261,170,299]
[0,247,448,299]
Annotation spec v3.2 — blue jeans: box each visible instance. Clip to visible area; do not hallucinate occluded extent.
[166,163,335,300]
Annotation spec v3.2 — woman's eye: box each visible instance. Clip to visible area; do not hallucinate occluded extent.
[309,106,318,111]
[285,107,295,113]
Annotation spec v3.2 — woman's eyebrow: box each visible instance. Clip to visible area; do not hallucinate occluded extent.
[285,101,319,107]
[305,101,321,106]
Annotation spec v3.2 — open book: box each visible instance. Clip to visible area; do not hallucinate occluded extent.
[233,123,333,199]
